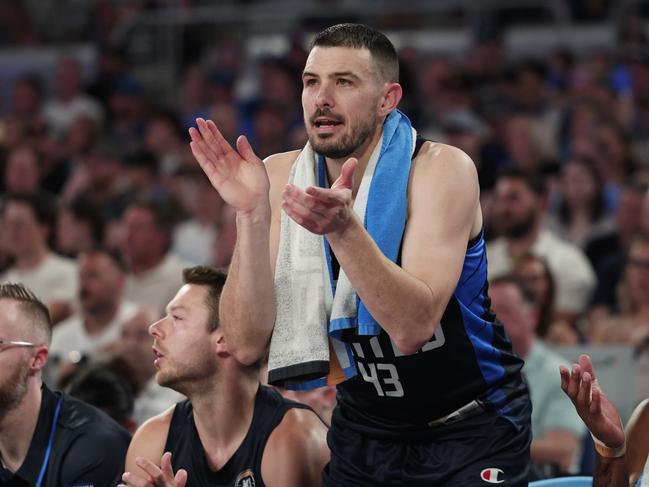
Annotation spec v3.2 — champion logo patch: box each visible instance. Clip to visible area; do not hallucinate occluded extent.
[480,468,505,484]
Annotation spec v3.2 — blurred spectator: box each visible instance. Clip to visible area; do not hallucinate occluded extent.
[172,167,224,265]
[61,141,124,218]
[56,192,105,258]
[588,232,649,346]
[0,282,130,486]
[3,146,41,193]
[106,75,147,154]
[546,156,613,248]
[43,57,104,137]
[514,253,578,345]
[5,75,45,131]
[488,167,596,316]
[50,247,140,369]
[121,197,188,314]
[144,110,187,176]
[588,181,646,310]
[489,275,585,477]
[178,65,211,129]
[251,101,292,159]
[120,150,162,198]
[0,192,77,323]
[66,361,137,434]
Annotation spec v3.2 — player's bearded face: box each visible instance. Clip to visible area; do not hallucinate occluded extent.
[306,105,378,160]
[155,340,217,393]
[0,354,29,417]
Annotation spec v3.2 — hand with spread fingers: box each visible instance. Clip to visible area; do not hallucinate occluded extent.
[282,157,357,235]
[189,117,270,215]
[559,353,625,448]
[119,452,187,487]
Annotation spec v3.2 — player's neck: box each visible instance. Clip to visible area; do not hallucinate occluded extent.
[0,380,42,472]
[190,373,259,471]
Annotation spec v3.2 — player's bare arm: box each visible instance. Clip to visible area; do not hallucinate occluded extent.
[190,118,296,365]
[283,142,480,355]
[626,398,649,486]
[122,408,174,484]
[261,408,330,487]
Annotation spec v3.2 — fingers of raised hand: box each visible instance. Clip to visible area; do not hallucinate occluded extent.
[136,457,171,486]
[565,363,582,401]
[121,471,152,487]
[579,354,597,382]
[175,469,188,487]
[577,371,593,407]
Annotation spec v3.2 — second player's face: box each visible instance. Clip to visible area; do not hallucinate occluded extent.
[149,285,217,392]
[301,46,383,160]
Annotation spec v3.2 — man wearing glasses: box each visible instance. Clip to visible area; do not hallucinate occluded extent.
[0,282,130,486]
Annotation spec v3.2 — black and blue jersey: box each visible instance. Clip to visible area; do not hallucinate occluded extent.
[336,230,529,432]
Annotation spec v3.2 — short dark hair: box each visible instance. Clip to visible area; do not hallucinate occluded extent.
[126,195,181,238]
[310,23,399,83]
[67,361,135,428]
[0,283,52,344]
[2,191,58,230]
[81,246,128,273]
[182,266,227,332]
[68,192,106,245]
[490,273,538,306]
[497,167,546,196]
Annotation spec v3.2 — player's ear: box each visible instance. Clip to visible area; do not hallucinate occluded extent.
[214,332,229,357]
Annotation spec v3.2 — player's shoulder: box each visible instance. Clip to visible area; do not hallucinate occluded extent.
[124,404,177,471]
[414,140,475,172]
[268,406,327,452]
[131,404,176,446]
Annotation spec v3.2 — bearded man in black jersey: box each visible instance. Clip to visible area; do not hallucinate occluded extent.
[120,266,329,487]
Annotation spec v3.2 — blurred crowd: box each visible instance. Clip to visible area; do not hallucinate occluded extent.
[0,0,648,477]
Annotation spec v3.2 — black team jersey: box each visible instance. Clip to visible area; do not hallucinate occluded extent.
[164,385,312,487]
[335,225,529,437]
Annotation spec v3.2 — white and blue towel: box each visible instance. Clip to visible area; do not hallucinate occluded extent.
[268,110,417,390]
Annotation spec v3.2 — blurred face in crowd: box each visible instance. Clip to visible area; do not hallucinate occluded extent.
[11,78,41,115]
[54,58,82,101]
[4,147,40,193]
[561,160,599,210]
[148,284,219,394]
[78,252,124,316]
[515,256,551,307]
[56,208,92,256]
[626,238,649,310]
[302,46,385,160]
[493,177,540,239]
[616,188,643,243]
[121,206,167,267]
[2,202,48,258]
[488,281,536,357]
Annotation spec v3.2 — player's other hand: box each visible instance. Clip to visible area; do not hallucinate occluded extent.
[119,452,187,487]
[282,157,357,235]
[559,354,625,448]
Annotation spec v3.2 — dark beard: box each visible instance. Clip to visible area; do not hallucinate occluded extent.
[502,213,536,239]
[308,108,377,159]
[0,360,29,418]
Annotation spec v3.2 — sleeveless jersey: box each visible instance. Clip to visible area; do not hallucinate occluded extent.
[164,385,310,487]
[333,139,528,432]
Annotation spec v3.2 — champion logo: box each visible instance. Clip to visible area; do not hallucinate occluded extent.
[480,468,505,484]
